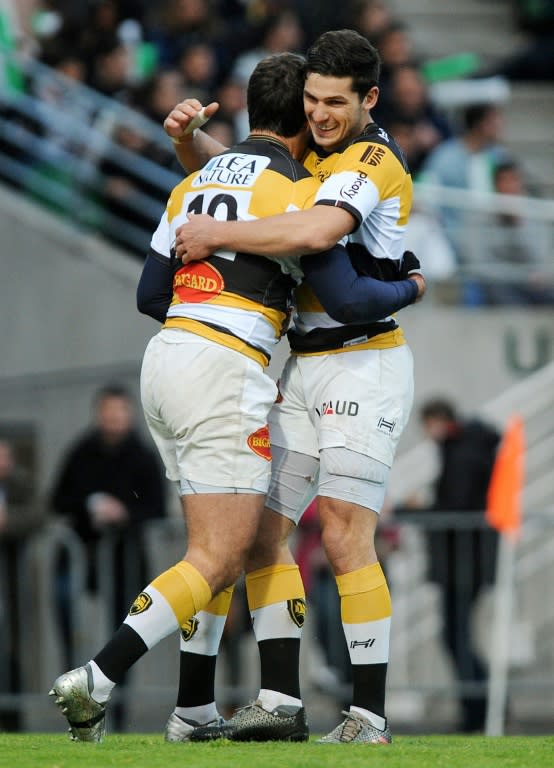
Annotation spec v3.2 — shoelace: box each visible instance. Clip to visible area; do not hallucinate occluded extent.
[337,712,363,742]
[234,701,261,717]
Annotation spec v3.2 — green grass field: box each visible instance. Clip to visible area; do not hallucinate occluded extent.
[1,734,553,768]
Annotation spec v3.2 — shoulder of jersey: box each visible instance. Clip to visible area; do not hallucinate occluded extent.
[239,138,312,182]
[348,124,409,172]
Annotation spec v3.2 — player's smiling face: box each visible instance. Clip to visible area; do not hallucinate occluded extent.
[303,73,378,151]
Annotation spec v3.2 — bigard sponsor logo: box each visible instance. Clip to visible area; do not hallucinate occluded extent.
[174,262,224,303]
[247,425,271,461]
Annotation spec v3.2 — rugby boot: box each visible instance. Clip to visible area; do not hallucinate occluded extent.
[190,700,309,742]
[49,664,107,742]
[164,712,226,742]
[317,710,392,744]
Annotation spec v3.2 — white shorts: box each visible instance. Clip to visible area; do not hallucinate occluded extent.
[140,329,277,491]
[268,344,414,468]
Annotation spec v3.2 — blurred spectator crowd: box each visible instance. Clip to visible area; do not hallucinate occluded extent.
[0,0,553,304]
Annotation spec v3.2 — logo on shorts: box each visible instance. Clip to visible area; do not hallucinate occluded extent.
[181,617,199,641]
[377,416,396,434]
[129,592,152,616]
[247,425,271,461]
[173,262,224,303]
[315,401,359,417]
[287,598,306,628]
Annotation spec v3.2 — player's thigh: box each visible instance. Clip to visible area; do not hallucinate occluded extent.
[318,491,380,575]
[184,492,266,590]
[300,344,414,467]
[246,504,297,570]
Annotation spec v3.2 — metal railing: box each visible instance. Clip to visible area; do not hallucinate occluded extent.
[1,44,554,286]
[0,46,182,256]
[1,511,553,733]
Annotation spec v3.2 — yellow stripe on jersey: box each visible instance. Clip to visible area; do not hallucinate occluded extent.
[337,563,392,623]
[207,292,286,337]
[246,564,305,610]
[302,147,341,183]
[293,327,406,356]
[245,169,318,217]
[167,180,188,223]
[163,316,269,367]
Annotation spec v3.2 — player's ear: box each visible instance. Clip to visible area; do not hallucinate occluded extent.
[364,86,379,111]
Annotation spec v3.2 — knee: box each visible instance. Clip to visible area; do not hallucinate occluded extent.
[185,546,246,595]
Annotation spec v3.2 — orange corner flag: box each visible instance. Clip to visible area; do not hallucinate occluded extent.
[486,415,525,537]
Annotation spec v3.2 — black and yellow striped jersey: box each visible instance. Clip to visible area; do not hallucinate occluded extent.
[150,136,320,366]
[292,123,413,355]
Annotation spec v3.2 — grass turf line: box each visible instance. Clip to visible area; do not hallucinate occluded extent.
[1,734,554,768]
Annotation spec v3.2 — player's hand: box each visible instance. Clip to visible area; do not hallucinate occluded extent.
[175,214,221,263]
[163,99,219,144]
[400,250,425,302]
[409,273,426,302]
[400,250,421,277]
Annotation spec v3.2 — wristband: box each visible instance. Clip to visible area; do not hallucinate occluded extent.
[171,107,210,144]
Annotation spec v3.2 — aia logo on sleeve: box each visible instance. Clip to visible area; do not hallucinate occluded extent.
[360,144,386,166]
[247,425,271,461]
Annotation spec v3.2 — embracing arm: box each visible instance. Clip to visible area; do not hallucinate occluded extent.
[164,100,226,173]
[177,205,355,262]
[136,251,174,322]
[302,245,424,323]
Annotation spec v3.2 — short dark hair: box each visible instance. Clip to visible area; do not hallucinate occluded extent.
[94,383,133,406]
[493,158,519,182]
[247,53,307,137]
[306,29,381,100]
[420,398,457,423]
[463,103,497,132]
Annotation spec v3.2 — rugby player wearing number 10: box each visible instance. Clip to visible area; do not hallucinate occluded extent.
[48,50,423,744]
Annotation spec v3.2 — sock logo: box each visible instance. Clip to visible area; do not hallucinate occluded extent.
[287,598,306,628]
[350,638,375,649]
[181,617,199,641]
[129,591,152,616]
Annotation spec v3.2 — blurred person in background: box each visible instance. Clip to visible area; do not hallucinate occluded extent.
[176,38,219,104]
[471,160,554,305]
[50,384,167,672]
[495,0,554,82]
[420,103,513,274]
[231,9,304,87]
[371,19,416,119]
[349,0,393,45]
[397,398,500,733]
[0,437,43,730]
[379,63,452,176]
